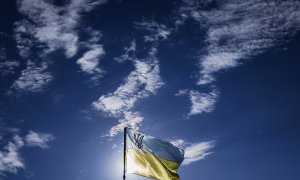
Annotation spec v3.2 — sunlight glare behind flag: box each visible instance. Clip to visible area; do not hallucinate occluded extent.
[125,128,184,180]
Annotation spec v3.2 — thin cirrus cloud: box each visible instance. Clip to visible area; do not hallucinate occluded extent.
[0,48,19,76]
[13,0,107,93]
[93,48,163,116]
[171,0,300,116]
[177,0,300,85]
[76,29,106,79]
[91,18,173,137]
[170,139,216,165]
[76,44,105,75]
[25,130,55,149]
[93,46,164,137]
[135,20,172,42]
[175,89,219,116]
[0,131,54,174]
[92,19,171,137]
[114,40,136,63]
[188,89,219,116]
[0,137,24,174]
[16,0,107,58]
[10,61,53,93]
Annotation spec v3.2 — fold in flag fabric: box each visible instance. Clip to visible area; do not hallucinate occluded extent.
[125,128,184,180]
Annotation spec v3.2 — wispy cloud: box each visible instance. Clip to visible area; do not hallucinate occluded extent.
[25,131,55,149]
[15,0,107,83]
[77,28,105,81]
[107,112,144,137]
[135,20,172,42]
[93,53,162,116]
[14,20,35,58]
[171,139,216,165]
[10,61,53,93]
[0,136,25,174]
[0,48,19,76]
[176,89,219,116]
[76,44,105,75]
[188,89,219,116]
[0,61,19,76]
[16,0,107,58]
[173,0,300,116]
[93,47,163,137]
[177,0,300,85]
[0,131,54,174]
[174,89,189,96]
[94,19,173,137]
[114,40,136,62]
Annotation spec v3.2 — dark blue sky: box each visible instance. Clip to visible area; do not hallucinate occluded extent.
[0,0,300,179]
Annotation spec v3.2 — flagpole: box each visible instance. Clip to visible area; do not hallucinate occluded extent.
[123,127,127,180]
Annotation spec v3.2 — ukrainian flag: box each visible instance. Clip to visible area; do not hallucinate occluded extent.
[125,128,184,180]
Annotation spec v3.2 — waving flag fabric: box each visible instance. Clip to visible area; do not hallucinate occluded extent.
[125,128,184,180]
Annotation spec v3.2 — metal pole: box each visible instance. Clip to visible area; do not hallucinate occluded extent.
[123,127,127,180]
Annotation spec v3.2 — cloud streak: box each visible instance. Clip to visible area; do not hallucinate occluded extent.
[93,47,163,137]
[0,137,24,174]
[0,48,19,76]
[188,89,219,116]
[173,0,300,116]
[11,61,53,93]
[114,40,136,63]
[76,44,105,75]
[135,20,172,42]
[93,19,172,137]
[16,0,107,58]
[171,139,216,165]
[14,0,107,87]
[177,0,300,85]
[25,130,55,149]
[0,131,54,175]
[176,89,219,116]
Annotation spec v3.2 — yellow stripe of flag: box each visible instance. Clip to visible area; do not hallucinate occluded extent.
[127,148,180,180]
